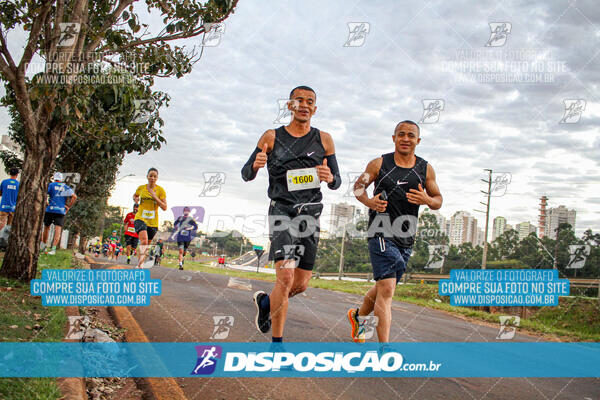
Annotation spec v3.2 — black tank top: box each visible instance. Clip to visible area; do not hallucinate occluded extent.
[267,126,326,204]
[367,152,428,248]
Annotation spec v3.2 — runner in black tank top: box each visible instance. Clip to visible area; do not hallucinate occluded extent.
[346,120,443,346]
[266,125,326,205]
[367,153,428,248]
[241,86,341,342]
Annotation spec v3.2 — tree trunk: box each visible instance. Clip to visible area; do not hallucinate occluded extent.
[78,236,88,254]
[67,232,78,250]
[0,127,66,282]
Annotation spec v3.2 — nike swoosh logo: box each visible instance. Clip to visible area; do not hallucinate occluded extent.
[397,181,408,185]
[307,152,315,156]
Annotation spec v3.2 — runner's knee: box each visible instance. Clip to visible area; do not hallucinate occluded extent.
[276,273,294,291]
[289,283,308,297]
[376,282,395,298]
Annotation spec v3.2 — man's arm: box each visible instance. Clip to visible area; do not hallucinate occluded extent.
[406,163,443,210]
[65,193,77,213]
[316,131,341,190]
[241,130,275,182]
[354,157,387,212]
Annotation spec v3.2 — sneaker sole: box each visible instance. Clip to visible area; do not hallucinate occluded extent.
[253,291,268,334]
[347,309,364,343]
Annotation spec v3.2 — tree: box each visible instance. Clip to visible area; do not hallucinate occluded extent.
[161,220,173,232]
[0,0,239,281]
[580,229,600,278]
[514,233,550,268]
[63,153,123,252]
[206,230,249,256]
[101,205,125,240]
[554,223,579,275]
[491,229,519,260]
[2,70,168,250]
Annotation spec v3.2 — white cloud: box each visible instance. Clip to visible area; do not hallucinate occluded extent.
[1,0,598,239]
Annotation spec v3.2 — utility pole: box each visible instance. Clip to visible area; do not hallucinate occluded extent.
[480,169,492,269]
[337,225,346,280]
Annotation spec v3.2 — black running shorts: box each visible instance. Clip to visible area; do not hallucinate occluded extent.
[267,200,322,271]
[134,219,158,241]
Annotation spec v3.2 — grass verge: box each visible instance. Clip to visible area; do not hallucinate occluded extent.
[162,258,600,341]
[0,249,75,400]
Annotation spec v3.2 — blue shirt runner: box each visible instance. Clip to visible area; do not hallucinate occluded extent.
[0,178,19,212]
[46,182,74,215]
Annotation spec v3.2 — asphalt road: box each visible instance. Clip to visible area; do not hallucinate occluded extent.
[88,255,599,400]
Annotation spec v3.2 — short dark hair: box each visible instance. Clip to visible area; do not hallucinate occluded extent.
[147,167,158,175]
[289,86,316,100]
[8,167,19,176]
[133,203,139,209]
[395,120,420,135]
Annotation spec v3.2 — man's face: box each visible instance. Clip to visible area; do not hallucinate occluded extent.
[289,89,316,123]
[393,123,420,155]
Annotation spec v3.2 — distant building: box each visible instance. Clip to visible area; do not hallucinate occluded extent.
[449,211,478,246]
[544,205,576,239]
[516,221,537,241]
[538,196,548,238]
[476,228,485,246]
[329,203,356,236]
[492,216,507,241]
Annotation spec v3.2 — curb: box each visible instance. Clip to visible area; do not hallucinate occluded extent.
[84,255,188,400]
[56,306,87,400]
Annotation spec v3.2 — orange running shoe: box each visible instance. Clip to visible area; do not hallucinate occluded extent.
[347,308,365,343]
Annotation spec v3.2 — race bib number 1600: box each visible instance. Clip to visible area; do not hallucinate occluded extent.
[286,168,320,192]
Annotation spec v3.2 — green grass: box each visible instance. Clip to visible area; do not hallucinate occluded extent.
[0,249,74,400]
[161,258,600,341]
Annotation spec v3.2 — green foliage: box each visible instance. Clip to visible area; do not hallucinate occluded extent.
[313,216,599,278]
[206,231,251,256]
[2,69,168,240]
[316,237,370,274]
[101,206,126,241]
[0,150,22,174]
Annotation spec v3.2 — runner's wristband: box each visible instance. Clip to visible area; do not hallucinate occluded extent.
[325,153,342,190]
[241,147,262,181]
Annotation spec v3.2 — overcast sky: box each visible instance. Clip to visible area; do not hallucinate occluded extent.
[1,0,599,244]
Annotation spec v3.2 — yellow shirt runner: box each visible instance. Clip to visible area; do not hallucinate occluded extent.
[134,184,166,228]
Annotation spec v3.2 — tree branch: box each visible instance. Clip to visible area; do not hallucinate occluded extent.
[101,0,238,53]
[48,0,65,56]
[0,29,17,82]
[18,0,54,74]
[83,0,135,53]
